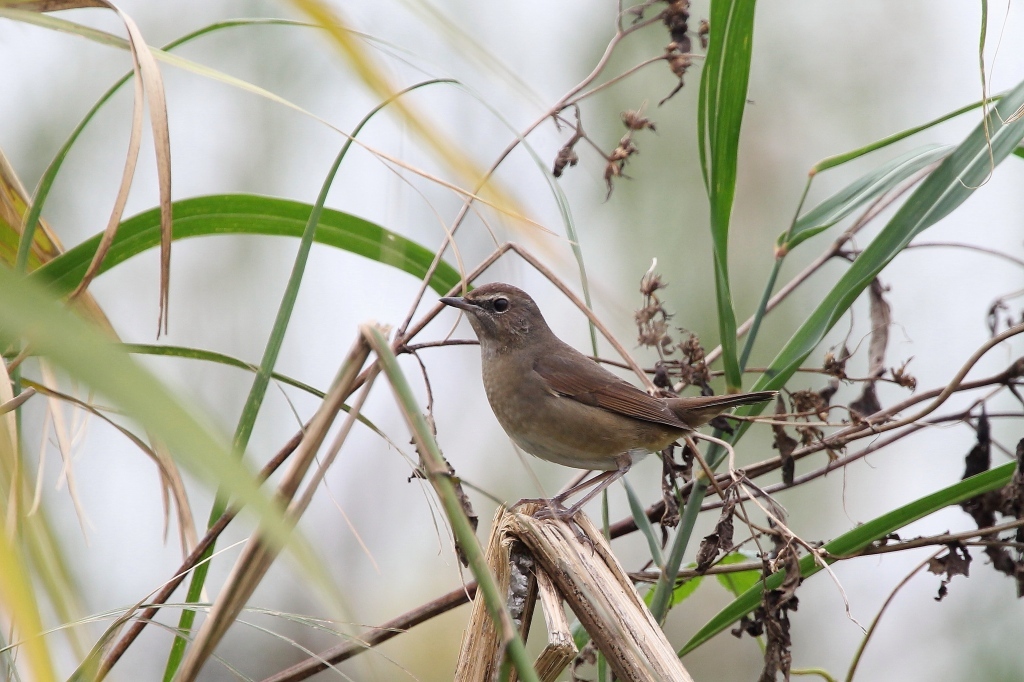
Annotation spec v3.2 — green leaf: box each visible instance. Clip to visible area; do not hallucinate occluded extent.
[748,76,1024,399]
[698,0,757,392]
[680,462,1012,655]
[668,575,704,608]
[811,97,991,174]
[714,552,761,598]
[31,194,461,296]
[643,573,705,611]
[623,479,663,568]
[778,145,951,253]
[124,344,323,397]
[650,0,758,624]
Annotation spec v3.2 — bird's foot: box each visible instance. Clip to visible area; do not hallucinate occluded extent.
[511,496,573,519]
[512,497,593,545]
[510,496,553,512]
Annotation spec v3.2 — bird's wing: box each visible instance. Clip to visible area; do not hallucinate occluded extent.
[533,352,690,430]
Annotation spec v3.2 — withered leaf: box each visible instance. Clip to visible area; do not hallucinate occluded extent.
[603,134,639,197]
[696,493,737,572]
[999,437,1024,518]
[640,271,667,296]
[847,279,892,424]
[653,361,672,389]
[959,410,1001,531]
[819,378,840,405]
[751,542,800,682]
[849,383,882,421]
[660,445,689,528]
[927,543,972,601]
[771,395,798,486]
[791,389,830,420]
[775,541,802,607]
[698,18,710,49]
[866,279,892,378]
[963,409,992,480]
[695,533,721,572]
[662,0,691,46]
[795,423,824,447]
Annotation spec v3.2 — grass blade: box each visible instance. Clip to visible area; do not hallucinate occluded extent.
[698,0,757,391]
[623,478,663,568]
[778,145,951,254]
[32,194,462,295]
[812,96,993,173]
[123,344,324,397]
[749,76,1024,398]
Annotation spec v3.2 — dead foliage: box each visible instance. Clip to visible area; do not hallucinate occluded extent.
[695,488,737,572]
[959,421,1024,596]
[732,533,801,682]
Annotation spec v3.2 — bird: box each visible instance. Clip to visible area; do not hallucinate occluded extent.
[440,282,775,518]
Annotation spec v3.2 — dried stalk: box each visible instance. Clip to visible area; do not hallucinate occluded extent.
[508,509,694,682]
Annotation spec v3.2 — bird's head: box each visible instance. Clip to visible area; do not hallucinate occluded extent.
[440,282,551,351]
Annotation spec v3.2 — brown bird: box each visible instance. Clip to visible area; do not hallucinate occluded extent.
[441,282,774,517]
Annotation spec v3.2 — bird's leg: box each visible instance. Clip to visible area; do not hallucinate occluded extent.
[530,454,633,521]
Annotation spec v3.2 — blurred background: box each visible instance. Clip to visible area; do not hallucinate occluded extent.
[2,0,1024,679]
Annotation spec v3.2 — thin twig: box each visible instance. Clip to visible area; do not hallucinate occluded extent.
[397,12,672,339]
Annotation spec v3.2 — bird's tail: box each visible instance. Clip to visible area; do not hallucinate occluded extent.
[665,390,776,428]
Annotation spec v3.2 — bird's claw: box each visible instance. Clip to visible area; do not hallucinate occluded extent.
[512,498,593,546]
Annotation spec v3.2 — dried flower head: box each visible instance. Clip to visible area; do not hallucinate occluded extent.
[622,110,657,132]
[552,144,579,177]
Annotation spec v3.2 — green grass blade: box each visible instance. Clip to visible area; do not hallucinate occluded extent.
[680,462,1013,655]
[650,0,759,623]
[122,344,398,443]
[623,479,663,568]
[778,145,951,253]
[748,76,1024,398]
[22,504,89,659]
[123,344,324,397]
[811,97,993,173]
[31,194,461,296]
[698,0,757,391]
[643,573,704,611]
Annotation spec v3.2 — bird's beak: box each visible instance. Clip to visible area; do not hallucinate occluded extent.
[440,296,475,312]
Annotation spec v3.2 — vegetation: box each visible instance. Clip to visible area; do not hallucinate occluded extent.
[1,1,1023,680]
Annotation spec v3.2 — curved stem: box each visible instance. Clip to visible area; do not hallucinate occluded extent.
[845,552,940,682]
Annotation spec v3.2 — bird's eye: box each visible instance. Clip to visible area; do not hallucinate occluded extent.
[492,297,510,313]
